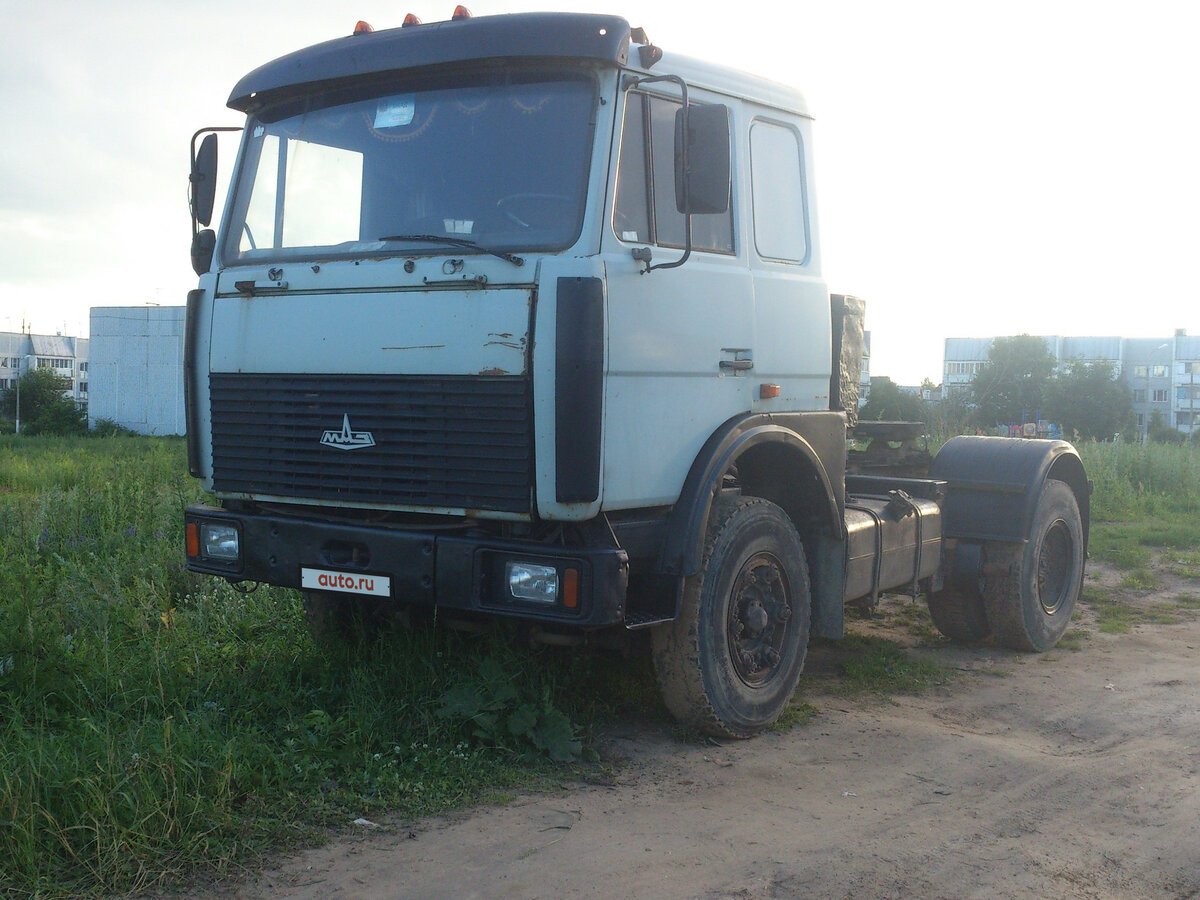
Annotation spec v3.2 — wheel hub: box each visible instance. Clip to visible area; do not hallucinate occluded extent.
[728,553,792,686]
[1037,519,1073,615]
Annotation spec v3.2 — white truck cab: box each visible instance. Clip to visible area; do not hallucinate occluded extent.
[185,11,1090,736]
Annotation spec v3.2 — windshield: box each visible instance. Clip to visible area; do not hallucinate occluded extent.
[222,70,597,264]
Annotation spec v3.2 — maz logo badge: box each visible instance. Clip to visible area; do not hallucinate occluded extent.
[320,414,376,451]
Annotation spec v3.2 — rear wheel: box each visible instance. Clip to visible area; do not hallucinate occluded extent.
[926,587,991,642]
[652,497,812,738]
[982,480,1084,651]
[926,542,991,642]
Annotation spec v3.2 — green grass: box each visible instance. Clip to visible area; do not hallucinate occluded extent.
[1087,530,1153,570]
[1162,550,1200,580]
[1081,585,1180,634]
[1078,441,1200,526]
[887,599,942,643]
[1075,443,1200,599]
[1119,569,1162,592]
[827,635,950,695]
[0,437,656,896]
[4,437,1198,895]
[769,701,819,732]
[1056,628,1091,651]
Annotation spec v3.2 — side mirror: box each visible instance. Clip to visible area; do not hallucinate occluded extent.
[190,133,219,227]
[191,229,216,276]
[674,103,730,215]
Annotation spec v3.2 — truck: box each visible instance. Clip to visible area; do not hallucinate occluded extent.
[183,10,1089,738]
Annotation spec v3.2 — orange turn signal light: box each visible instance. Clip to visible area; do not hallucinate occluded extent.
[185,522,200,558]
[562,568,580,609]
[353,20,374,34]
[759,383,782,399]
[452,5,473,19]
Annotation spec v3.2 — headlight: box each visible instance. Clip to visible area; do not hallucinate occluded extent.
[200,523,240,561]
[506,561,558,602]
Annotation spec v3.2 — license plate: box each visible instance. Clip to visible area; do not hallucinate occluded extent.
[301,567,392,598]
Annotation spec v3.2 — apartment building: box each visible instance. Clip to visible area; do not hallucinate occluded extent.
[0,331,90,411]
[943,330,1196,436]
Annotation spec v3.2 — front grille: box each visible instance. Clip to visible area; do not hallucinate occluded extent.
[209,373,532,513]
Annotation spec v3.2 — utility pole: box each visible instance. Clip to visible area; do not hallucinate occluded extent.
[14,354,33,435]
[15,356,22,434]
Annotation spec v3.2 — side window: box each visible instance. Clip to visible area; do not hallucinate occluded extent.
[613,93,733,254]
[750,120,807,263]
[613,96,650,243]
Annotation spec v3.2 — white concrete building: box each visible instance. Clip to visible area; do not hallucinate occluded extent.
[87,307,185,435]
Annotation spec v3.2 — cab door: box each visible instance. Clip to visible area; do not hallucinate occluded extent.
[599,87,754,509]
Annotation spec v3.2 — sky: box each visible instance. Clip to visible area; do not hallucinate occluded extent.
[1,0,1197,384]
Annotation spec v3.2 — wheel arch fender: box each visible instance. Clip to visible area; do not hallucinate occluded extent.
[657,415,844,578]
[930,436,1091,550]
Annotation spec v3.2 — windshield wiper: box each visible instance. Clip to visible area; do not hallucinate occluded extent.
[377,234,524,267]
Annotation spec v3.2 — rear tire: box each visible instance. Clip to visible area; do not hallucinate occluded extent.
[926,587,991,642]
[983,480,1084,652]
[652,497,812,738]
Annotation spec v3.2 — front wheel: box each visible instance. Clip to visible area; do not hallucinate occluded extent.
[652,497,812,738]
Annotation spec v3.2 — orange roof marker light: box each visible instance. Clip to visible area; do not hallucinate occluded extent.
[452,5,473,20]
[402,13,423,26]
[353,20,374,34]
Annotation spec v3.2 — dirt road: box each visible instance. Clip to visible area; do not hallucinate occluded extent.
[230,572,1200,899]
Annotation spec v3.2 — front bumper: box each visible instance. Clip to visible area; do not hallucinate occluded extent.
[184,504,629,628]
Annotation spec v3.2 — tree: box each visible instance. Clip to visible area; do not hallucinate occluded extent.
[1042,360,1134,441]
[0,369,86,435]
[970,335,1056,427]
[860,376,925,422]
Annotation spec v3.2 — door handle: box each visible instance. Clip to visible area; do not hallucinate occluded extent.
[719,359,754,372]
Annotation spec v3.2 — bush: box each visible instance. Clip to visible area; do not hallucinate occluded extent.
[91,417,138,437]
[1146,410,1186,445]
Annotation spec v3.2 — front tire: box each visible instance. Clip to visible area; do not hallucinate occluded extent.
[652,497,812,738]
[983,480,1085,651]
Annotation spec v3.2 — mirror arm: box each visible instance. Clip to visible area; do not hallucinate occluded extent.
[623,75,693,274]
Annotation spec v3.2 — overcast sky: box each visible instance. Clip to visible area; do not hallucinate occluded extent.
[1,0,1196,383]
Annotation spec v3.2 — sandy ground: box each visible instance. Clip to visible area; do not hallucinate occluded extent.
[216,567,1200,899]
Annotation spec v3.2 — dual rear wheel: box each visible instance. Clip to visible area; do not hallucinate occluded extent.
[925,479,1085,651]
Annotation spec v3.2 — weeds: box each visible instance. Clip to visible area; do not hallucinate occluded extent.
[0,437,651,896]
